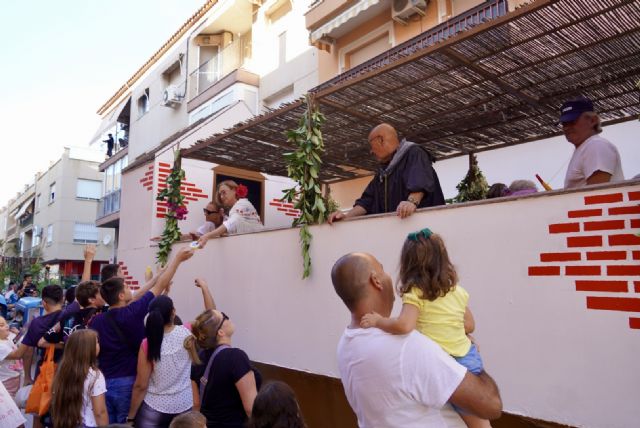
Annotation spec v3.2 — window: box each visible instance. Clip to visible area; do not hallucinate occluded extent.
[49,183,56,203]
[32,226,41,248]
[47,224,53,245]
[137,88,150,117]
[73,222,99,244]
[36,193,41,211]
[339,24,393,72]
[76,179,102,200]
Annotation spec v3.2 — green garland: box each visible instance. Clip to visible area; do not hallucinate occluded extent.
[156,150,186,265]
[282,94,329,278]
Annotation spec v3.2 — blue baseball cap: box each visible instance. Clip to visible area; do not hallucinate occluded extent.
[559,97,594,123]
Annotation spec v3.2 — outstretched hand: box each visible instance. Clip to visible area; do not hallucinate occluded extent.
[84,244,96,260]
[360,311,382,328]
[194,278,207,288]
[197,235,209,249]
[327,211,346,225]
[176,246,196,262]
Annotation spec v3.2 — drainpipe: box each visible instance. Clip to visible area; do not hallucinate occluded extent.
[181,19,210,99]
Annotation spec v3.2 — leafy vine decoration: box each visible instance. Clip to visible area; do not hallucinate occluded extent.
[282,94,332,278]
[156,149,188,265]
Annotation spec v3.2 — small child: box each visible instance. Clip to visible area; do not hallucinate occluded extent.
[361,228,491,428]
[0,316,22,397]
[51,329,108,428]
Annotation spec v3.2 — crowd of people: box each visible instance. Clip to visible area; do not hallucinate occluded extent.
[0,96,631,428]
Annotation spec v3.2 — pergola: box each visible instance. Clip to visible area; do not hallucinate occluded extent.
[182,0,640,182]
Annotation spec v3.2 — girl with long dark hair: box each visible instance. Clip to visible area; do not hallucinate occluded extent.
[248,381,306,428]
[128,279,215,428]
[51,329,107,428]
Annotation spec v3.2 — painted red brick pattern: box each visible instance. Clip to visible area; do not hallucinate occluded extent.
[530,189,640,330]
[155,162,209,219]
[584,193,623,205]
[117,261,140,290]
[575,280,628,293]
[139,164,154,192]
[269,198,301,218]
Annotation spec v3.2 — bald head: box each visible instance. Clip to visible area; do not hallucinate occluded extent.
[368,123,400,163]
[332,252,382,312]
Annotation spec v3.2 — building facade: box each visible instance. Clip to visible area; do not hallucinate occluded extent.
[1,148,115,285]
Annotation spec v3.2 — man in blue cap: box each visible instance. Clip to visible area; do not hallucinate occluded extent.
[559,97,624,188]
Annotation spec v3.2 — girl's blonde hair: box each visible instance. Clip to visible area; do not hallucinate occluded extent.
[51,329,100,428]
[183,309,227,364]
[398,229,458,301]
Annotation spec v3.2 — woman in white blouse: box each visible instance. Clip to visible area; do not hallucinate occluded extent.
[197,180,264,248]
[128,280,215,428]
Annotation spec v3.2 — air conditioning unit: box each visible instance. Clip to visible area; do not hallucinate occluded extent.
[392,0,427,25]
[162,85,183,107]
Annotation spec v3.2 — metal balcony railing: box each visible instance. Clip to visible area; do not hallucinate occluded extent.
[188,38,251,100]
[18,213,33,227]
[97,189,121,219]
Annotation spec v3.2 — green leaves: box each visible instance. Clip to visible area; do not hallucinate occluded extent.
[156,149,185,266]
[281,94,329,278]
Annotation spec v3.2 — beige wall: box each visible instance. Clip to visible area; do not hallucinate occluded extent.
[120,181,640,428]
[34,149,114,263]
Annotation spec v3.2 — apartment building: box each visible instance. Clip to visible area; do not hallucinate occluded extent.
[91,0,317,271]
[1,148,115,284]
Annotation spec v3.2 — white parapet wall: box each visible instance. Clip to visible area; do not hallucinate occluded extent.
[119,180,640,428]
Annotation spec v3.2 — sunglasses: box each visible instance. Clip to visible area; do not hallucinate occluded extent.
[215,312,229,334]
[203,208,219,215]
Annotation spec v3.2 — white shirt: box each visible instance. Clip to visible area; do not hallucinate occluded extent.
[143,325,193,414]
[82,368,107,427]
[0,337,21,382]
[337,328,467,428]
[223,198,264,235]
[196,221,217,236]
[564,135,624,189]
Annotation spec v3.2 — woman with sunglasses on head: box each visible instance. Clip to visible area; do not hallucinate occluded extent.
[197,180,264,249]
[188,305,262,428]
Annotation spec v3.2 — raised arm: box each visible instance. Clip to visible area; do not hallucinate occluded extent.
[195,278,216,311]
[150,246,195,296]
[81,244,96,282]
[360,304,419,335]
[449,370,502,420]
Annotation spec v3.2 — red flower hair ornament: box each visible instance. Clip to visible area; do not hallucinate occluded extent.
[236,184,249,198]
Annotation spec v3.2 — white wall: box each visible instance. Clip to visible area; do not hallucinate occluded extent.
[120,180,640,428]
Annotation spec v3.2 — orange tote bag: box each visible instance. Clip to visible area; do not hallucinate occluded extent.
[25,346,56,416]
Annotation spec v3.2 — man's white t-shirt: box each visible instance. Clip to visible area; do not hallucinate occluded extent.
[337,328,466,428]
[196,221,217,236]
[564,135,624,189]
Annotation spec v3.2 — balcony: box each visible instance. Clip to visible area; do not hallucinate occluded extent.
[6,225,17,238]
[96,190,121,228]
[18,213,33,228]
[187,36,254,111]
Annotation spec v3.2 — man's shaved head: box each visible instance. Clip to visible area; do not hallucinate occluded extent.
[369,123,398,141]
[368,123,400,163]
[332,252,390,313]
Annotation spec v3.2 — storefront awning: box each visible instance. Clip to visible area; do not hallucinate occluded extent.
[183,0,640,183]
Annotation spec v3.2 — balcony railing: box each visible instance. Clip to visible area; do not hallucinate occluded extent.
[188,38,251,100]
[18,213,33,228]
[315,0,508,91]
[6,225,17,237]
[97,189,121,219]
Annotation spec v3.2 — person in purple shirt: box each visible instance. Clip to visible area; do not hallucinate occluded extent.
[10,285,64,386]
[89,246,195,424]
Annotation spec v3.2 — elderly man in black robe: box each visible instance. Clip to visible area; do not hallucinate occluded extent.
[328,123,445,223]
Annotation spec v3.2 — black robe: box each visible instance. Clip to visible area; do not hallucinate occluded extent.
[355,144,445,214]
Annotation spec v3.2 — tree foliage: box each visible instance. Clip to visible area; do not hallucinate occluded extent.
[454,152,489,202]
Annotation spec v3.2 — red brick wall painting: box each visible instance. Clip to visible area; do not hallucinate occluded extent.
[138,161,210,219]
[118,260,140,291]
[528,190,640,330]
[269,198,301,218]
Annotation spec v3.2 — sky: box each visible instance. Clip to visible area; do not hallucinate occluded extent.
[0,0,205,207]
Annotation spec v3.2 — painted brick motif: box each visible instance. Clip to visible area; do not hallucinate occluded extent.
[269,198,301,218]
[118,260,140,291]
[529,191,640,330]
[137,161,209,219]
